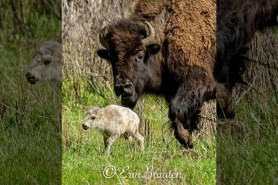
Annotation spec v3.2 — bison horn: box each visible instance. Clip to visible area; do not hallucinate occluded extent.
[99,27,110,49]
[142,21,155,45]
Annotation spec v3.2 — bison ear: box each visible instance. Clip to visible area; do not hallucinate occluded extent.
[147,44,161,55]
[97,49,110,60]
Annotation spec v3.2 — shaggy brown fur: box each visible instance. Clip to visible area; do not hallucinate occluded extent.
[133,0,217,147]
[132,0,169,20]
[217,0,278,65]
[134,0,216,71]
[167,0,216,68]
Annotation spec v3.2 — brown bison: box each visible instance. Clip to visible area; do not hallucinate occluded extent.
[97,0,278,148]
[216,0,278,118]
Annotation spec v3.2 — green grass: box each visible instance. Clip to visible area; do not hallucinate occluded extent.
[217,96,278,184]
[0,64,62,184]
[0,49,61,184]
[62,73,278,185]
[62,79,216,185]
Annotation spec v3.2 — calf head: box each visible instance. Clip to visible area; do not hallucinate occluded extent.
[26,41,61,84]
[97,19,161,109]
[82,106,103,130]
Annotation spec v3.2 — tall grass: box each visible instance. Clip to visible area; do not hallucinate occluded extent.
[217,97,278,184]
[0,1,61,184]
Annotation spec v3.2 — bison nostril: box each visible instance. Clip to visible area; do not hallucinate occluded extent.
[26,73,36,80]
[123,83,133,93]
[114,82,133,96]
[124,83,132,89]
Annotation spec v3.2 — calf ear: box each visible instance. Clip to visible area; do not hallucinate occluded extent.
[147,44,161,55]
[97,49,110,60]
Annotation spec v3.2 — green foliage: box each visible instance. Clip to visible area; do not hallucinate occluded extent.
[0,0,61,47]
[0,72,61,184]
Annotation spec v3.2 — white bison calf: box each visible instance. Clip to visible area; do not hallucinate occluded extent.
[82,105,144,155]
[26,41,62,84]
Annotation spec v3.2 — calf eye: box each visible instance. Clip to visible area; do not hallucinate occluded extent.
[44,59,51,65]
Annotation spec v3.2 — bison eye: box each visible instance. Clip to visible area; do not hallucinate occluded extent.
[44,59,51,65]
[137,54,143,60]
[135,51,144,62]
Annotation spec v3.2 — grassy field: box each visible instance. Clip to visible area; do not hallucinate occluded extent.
[0,3,61,184]
[62,74,277,185]
[62,77,216,185]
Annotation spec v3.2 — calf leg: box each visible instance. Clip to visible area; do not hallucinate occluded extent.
[123,134,134,142]
[104,134,120,155]
[169,80,215,148]
[123,133,135,151]
[130,131,144,151]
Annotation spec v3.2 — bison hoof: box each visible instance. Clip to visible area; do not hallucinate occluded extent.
[174,134,193,149]
[217,109,235,120]
[181,141,193,149]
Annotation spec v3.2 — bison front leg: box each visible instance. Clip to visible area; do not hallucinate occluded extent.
[216,83,235,119]
[169,81,215,148]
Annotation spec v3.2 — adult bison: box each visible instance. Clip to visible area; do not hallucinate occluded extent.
[216,0,278,118]
[96,0,278,148]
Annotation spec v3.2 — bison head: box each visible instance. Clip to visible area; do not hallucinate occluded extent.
[97,20,161,109]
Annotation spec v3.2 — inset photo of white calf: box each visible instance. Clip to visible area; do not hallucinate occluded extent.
[26,41,62,84]
[82,105,144,155]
